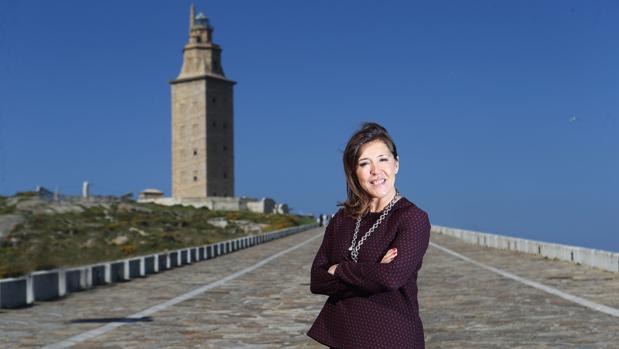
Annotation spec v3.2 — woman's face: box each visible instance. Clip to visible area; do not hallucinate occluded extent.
[355,139,399,201]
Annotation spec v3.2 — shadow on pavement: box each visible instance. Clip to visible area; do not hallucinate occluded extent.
[68,316,153,324]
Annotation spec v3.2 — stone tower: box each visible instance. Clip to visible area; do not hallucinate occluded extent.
[171,5,235,198]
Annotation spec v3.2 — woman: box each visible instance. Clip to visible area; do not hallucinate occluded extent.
[307,122,431,349]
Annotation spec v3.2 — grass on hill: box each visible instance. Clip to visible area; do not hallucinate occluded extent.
[0,198,315,278]
[0,196,15,215]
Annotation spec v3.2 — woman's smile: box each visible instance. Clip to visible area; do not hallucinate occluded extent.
[370,178,387,185]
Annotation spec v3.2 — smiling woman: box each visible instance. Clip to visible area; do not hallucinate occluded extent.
[307,122,431,348]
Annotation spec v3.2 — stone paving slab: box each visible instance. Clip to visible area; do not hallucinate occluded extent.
[422,233,619,348]
[1,228,618,348]
[67,232,324,349]
[429,231,619,310]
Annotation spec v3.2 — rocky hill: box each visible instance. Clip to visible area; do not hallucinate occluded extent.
[0,192,313,278]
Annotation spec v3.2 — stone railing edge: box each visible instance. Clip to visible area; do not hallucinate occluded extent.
[0,223,320,309]
[432,225,619,274]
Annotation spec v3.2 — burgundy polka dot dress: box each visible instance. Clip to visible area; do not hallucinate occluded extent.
[307,198,431,349]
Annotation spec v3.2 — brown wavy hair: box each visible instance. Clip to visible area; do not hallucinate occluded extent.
[339,122,398,218]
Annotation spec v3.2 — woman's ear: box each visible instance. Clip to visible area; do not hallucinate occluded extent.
[395,157,400,174]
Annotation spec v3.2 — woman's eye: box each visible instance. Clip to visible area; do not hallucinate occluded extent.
[380,158,389,162]
[359,163,368,167]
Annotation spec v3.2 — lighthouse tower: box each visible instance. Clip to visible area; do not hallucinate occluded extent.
[170,5,235,198]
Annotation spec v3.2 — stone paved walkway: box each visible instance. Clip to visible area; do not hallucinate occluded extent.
[1,227,618,348]
[423,233,619,348]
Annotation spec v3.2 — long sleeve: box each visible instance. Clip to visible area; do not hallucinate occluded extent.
[310,214,362,298]
[334,208,430,294]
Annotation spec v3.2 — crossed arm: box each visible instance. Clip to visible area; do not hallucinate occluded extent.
[310,209,431,297]
[327,248,396,274]
[309,218,361,298]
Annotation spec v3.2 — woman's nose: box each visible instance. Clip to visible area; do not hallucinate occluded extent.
[369,163,377,174]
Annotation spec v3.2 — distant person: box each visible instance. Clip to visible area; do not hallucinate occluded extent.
[307,122,431,349]
[321,214,329,226]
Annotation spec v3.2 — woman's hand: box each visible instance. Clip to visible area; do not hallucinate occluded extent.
[328,264,338,275]
[381,248,397,264]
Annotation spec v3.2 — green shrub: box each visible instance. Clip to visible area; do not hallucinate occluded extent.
[0,196,16,214]
[120,244,138,255]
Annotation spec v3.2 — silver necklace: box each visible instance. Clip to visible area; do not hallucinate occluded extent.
[349,193,401,262]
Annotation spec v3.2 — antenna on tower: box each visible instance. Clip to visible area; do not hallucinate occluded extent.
[190,4,196,31]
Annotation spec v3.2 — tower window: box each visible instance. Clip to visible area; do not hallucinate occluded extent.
[211,97,216,104]
[193,176,198,182]
[193,149,198,156]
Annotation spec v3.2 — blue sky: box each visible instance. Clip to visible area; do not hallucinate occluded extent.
[0,1,617,251]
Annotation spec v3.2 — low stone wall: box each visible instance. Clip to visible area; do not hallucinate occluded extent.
[432,225,619,273]
[0,223,319,309]
[139,196,284,214]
